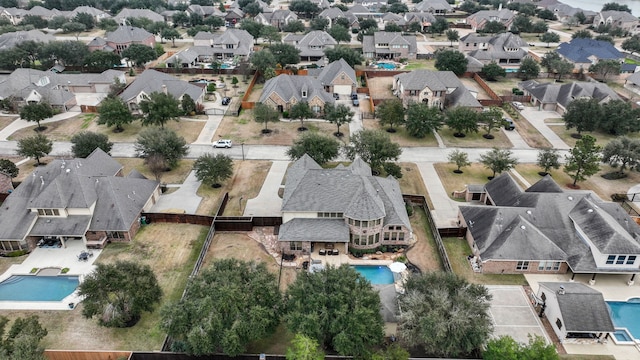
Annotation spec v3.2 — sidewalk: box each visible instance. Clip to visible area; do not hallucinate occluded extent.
[244,161,288,216]
[0,111,81,141]
[415,162,462,228]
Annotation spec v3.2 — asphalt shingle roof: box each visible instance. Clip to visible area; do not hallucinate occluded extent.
[394,70,482,108]
[278,218,350,242]
[119,69,204,104]
[316,59,356,87]
[259,74,335,106]
[557,38,623,63]
[520,80,620,109]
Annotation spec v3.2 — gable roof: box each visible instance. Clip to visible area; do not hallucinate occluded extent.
[316,59,356,86]
[289,30,337,57]
[114,8,164,23]
[539,282,614,333]
[0,30,54,50]
[520,80,620,109]
[598,10,638,23]
[394,69,482,108]
[119,69,204,103]
[413,0,452,12]
[281,155,412,230]
[259,74,335,105]
[105,25,153,44]
[557,38,623,63]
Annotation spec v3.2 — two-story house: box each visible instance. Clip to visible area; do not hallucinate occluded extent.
[278,155,413,256]
[283,30,337,61]
[593,10,640,34]
[393,69,482,109]
[190,29,254,61]
[255,9,298,30]
[459,174,640,284]
[308,58,358,95]
[318,7,358,29]
[113,8,165,24]
[88,26,155,55]
[362,31,417,60]
[413,0,452,15]
[0,149,160,253]
[466,8,516,31]
[459,32,529,69]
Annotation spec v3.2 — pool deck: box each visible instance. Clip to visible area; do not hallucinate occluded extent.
[0,241,101,310]
[525,273,640,360]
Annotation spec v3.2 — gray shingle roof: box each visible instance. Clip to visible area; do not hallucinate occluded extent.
[520,80,620,109]
[414,0,452,12]
[114,8,164,23]
[539,282,614,333]
[30,216,92,236]
[290,30,337,58]
[278,218,350,242]
[259,74,335,106]
[0,30,54,50]
[316,59,356,87]
[119,69,204,104]
[105,26,154,44]
[461,174,640,272]
[282,155,412,230]
[394,70,482,108]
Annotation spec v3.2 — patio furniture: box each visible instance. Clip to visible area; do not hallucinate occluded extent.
[332,249,339,256]
[302,261,309,270]
[319,249,326,256]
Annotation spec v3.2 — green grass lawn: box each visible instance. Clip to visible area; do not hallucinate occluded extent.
[443,237,528,285]
[560,355,616,360]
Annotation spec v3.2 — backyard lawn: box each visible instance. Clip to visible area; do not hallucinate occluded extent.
[363,119,439,147]
[406,206,444,272]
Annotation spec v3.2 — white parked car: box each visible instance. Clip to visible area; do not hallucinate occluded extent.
[212,139,232,148]
[512,101,525,110]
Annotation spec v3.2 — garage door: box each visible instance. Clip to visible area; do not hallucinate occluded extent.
[334,85,352,95]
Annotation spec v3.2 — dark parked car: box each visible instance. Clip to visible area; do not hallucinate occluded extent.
[504,118,515,130]
[352,98,359,107]
[221,97,231,105]
[351,93,358,100]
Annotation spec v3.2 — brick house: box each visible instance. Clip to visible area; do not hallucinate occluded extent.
[258,74,335,114]
[593,10,640,34]
[362,31,417,60]
[465,9,515,31]
[458,174,640,284]
[88,26,155,55]
[308,59,357,95]
[393,70,482,109]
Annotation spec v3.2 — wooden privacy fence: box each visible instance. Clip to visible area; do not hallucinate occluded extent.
[45,350,131,360]
[132,353,352,360]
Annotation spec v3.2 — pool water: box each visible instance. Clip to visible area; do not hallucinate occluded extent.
[377,62,397,70]
[220,64,232,69]
[613,329,633,342]
[607,299,640,340]
[0,275,79,301]
[352,265,394,285]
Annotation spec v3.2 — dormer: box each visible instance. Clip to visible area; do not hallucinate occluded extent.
[301,85,308,98]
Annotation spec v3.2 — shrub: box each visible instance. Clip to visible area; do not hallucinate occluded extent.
[405,203,414,216]
[282,110,289,118]
[30,268,38,273]
[6,250,27,257]
[61,267,70,274]
[395,255,407,263]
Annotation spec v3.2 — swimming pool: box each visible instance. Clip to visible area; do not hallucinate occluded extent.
[607,299,640,341]
[0,275,79,301]
[352,265,394,285]
[220,64,233,69]
[377,62,397,70]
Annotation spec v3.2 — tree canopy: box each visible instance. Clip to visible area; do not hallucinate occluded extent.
[562,98,602,135]
[537,148,561,175]
[287,132,340,165]
[483,335,558,360]
[0,315,48,360]
[601,136,640,175]
[564,134,602,186]
[480,148,519,177]
[161,259,281,356]
[445,107,478,136]
[328,24,351,43]
[398,272,492,357]
[518,57,540,80]
[324,103,354,137]
[194,153,234,187]
[589,59,621,81]
[343,129,402,173]
[289,101,314,130]
[283,265,384,357]
[70,131,113,158]
[250,48,277,74]
[20,102,53,130]
[134,127,189,169]
[97,97,134,132]
[78,260,162,328]
[269,43,300,66]
[324,46,363,68]
[434,49,467,75]
[482,62,506,81]
[376,98,405,132]
[254,103,281,132]
[406,102,443,138]
[0,159,18,178]
[121,44,157,67]
[448,149,471,173]
[139,92,181,128]
[286,334,325,360]
[17,134,52,165]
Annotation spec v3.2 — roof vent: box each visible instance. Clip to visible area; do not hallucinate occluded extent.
[587,209,594,213]
[520,225,526,230]
[558,285,565,295]
[526,210,532,215]
[568,196,573,201]
[65,169,70,174]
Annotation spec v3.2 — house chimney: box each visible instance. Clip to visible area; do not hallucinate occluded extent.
[498,3,502,11]
[558,285,565,295]
[162,84,168,95]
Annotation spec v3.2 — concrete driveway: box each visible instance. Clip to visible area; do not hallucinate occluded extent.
[519,108,570,150]
[151,170,202,214]
[244,161,288,216]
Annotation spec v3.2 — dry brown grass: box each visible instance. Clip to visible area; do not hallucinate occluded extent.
[397,162,428,196]
[483,77,527,96]
[363,119,438,147]
[215,109,347,146]
[366,77,395,100]
[549,125,640,148]
[406,207,444,272]
[459,78,491,100]
[438,127,513,148]
[196,160,271,215]
[2,223,208,351]
[514,112,552,148]
[434,163,494,197]
[117,158,194,184]
[0,116,16,132]
[15,157,55,182]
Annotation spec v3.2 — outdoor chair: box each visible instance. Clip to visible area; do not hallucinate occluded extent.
[319,249,326,256]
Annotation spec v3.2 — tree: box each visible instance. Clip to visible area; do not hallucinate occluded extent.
[204,16,225,30]
[83,50,121,71]
[162,259,281,356]
[70,131,113,158]
[430,17,449,35]
[480,148,518,177]
[269,43,300,66]
[398,272,492,358]
[434,49,467,75]
[181,94,196,115]
[21,14,48,28]
[602,137,640,175]
[482,21,506,34]
[536,9,556,21]
[602,2,631,12]
[254,103,281,133]
[481,62,506,81]
[161,27,181,47]
[324,103,353,137]
[540,31,560,47]
[445,29,459,46]
[134,128,189,169]
[284,265,384,357]
[73,12,95,30]
[574,11,587,25]
[484,335,559,360]
[250,49,277,74]
[564,135,602,187]
[387,2,408,13]
[448,149,470,173]
[552,58,573,80]
[328,24,351,43]
[260,25,281,44]
[479,106,503,139]
[79,261,161,328]
[310,17,329,31]
[287,132,340,165]
[563,98,602,136]
[290,101,314,130]
[325,46,363,68]
[62,21,86,40]
[599,100,640,135]
[537,148,561,175]
[572,29,592,39]
[20,102,53,131]
[97,97,134,132]
[0,315,48,360]
[283,19,305,33]
[518,57,540,80]
[289,0,320,18]
[343,129,402,173]
[406,102,443,138]
[243,1,262,16]
[376,98,405,132]
[194,153,234,187]
[531,20,548,34]
[384,22,402,33]
[121,44,157,67]
[589,59,621,82]
[17,134,52,166]
[286,334,325,360]
[445,107,478,136]
[172,11,190,27]
[139,92,181,128]
[622,35,640,55]
[359,18,378,32]
[0,158,18,178]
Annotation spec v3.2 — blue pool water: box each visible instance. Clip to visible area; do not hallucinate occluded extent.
[607,299,640,340]
[220,64,232,69]
[352,265,394,285]
[613,329,633,342]
[377,62,397,70]
[0,275,79,301]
